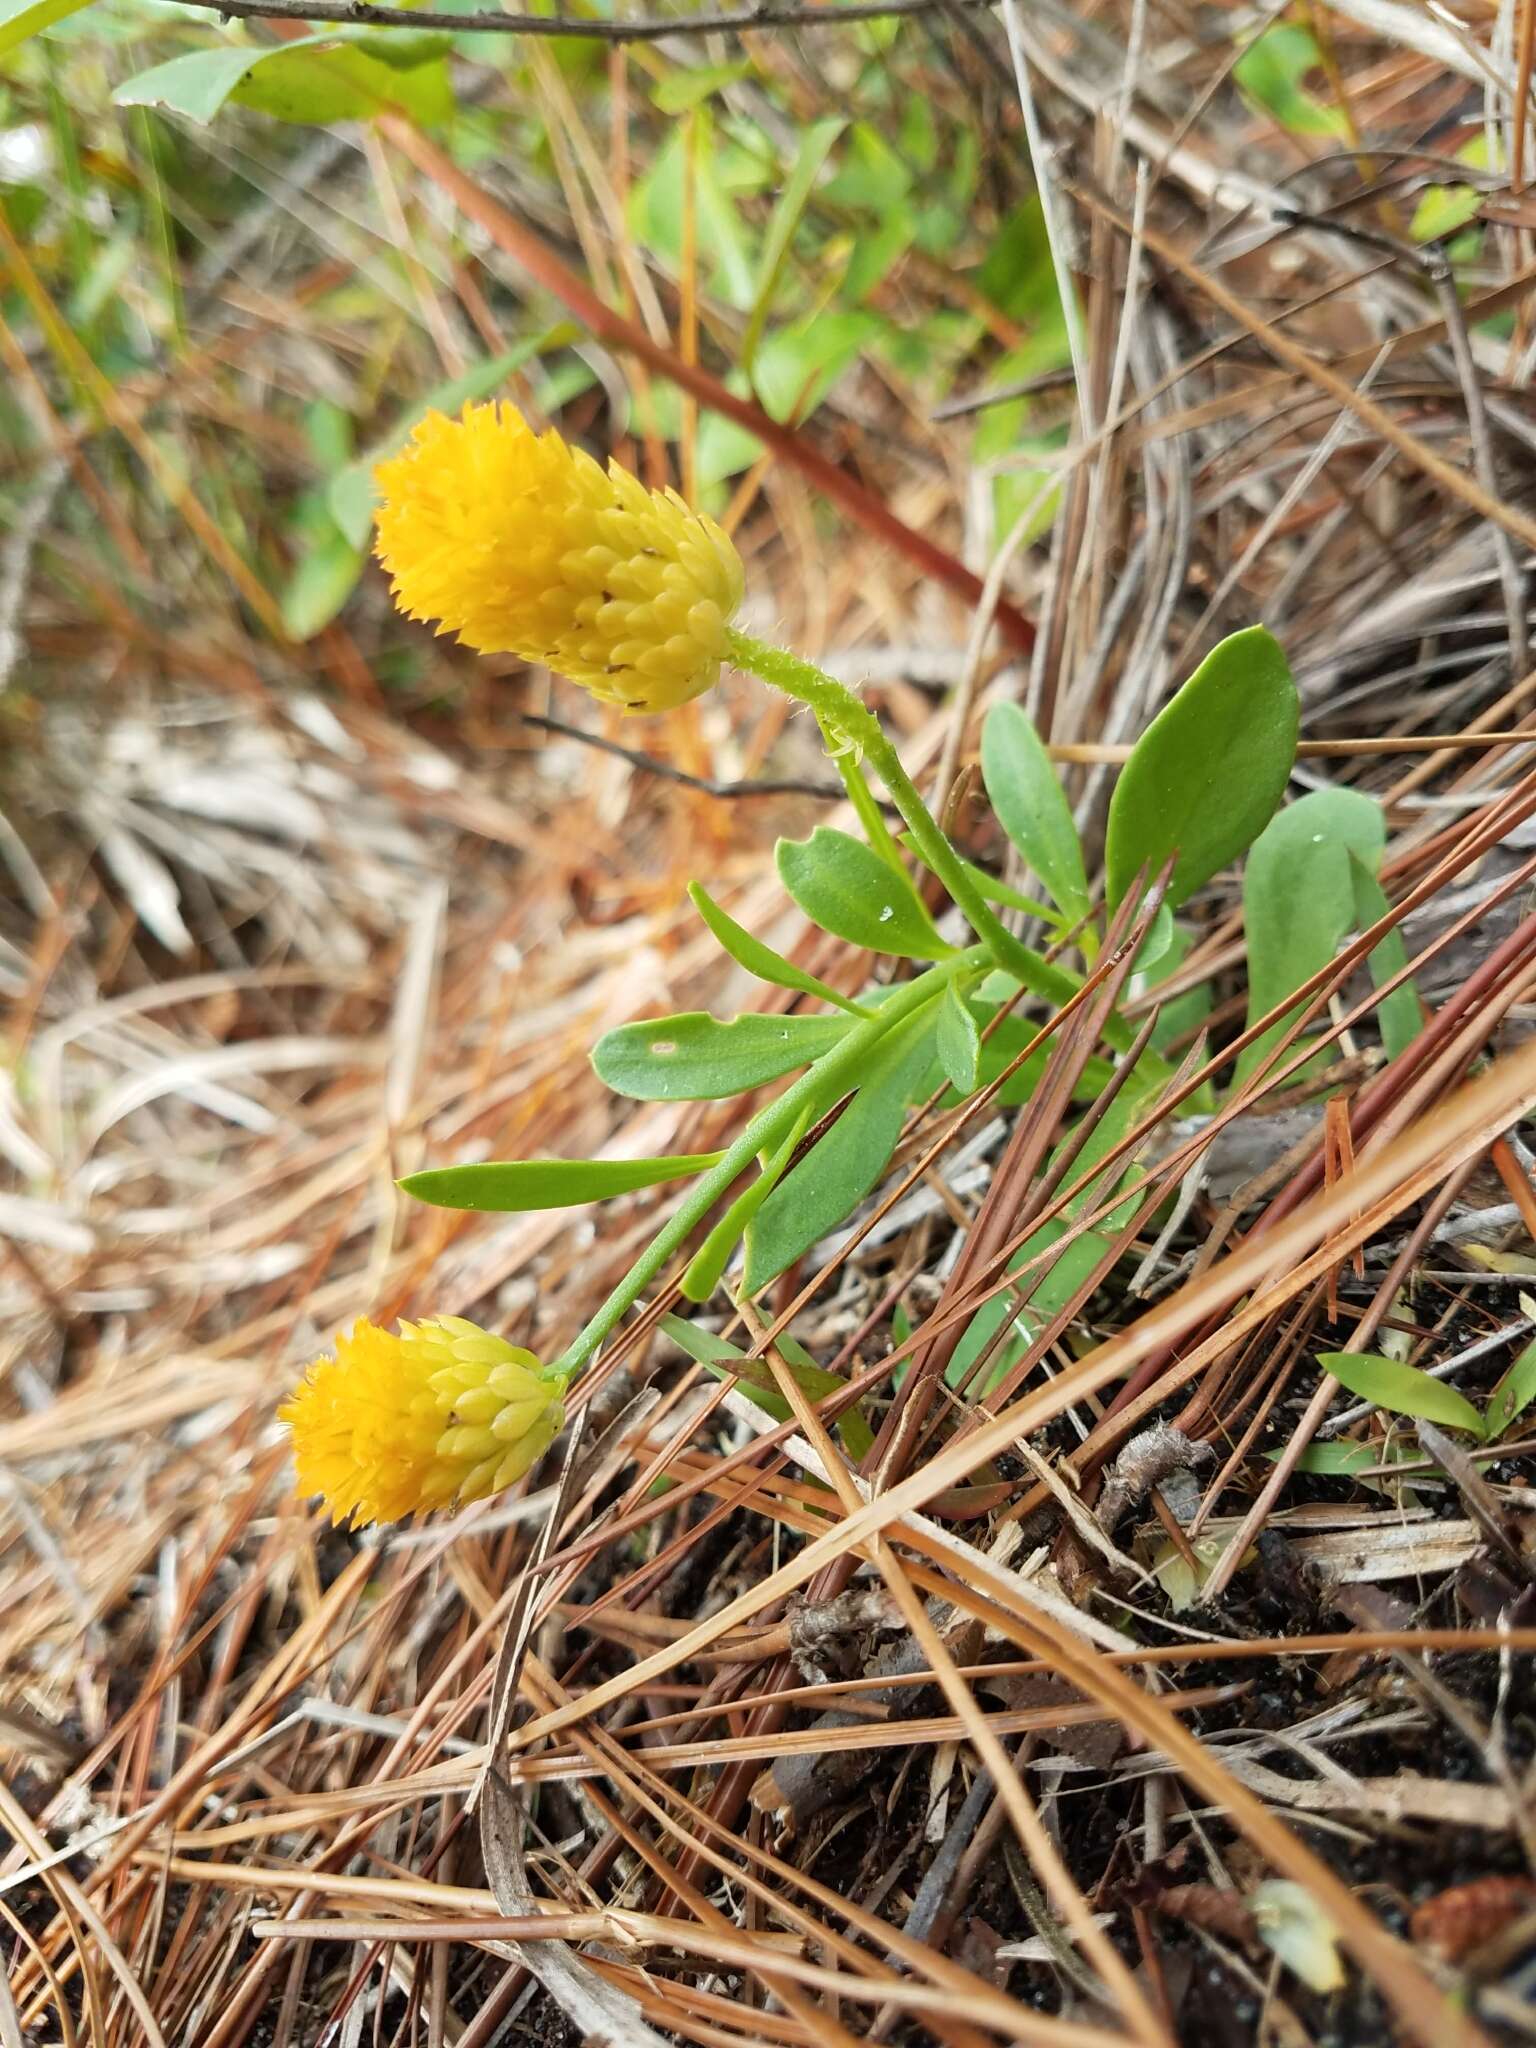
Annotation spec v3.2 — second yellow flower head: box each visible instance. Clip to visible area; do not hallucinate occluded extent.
[374,401,744,714]
[280,1314,564,1528]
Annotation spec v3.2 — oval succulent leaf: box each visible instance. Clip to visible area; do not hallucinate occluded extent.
[1106,625,1299,911]
[592,1011,851,1101]
[777,827,951,960]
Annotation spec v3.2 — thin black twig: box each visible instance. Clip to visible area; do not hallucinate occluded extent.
[206,0,1000,41]
[519,711,899,807]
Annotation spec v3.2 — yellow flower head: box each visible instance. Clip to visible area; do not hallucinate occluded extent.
[374,401,744,714]
[280,1315,564,1528]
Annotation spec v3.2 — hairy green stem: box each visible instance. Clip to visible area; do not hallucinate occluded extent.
[552,947,984,1375]
[729,631,1055,988]
[727,631,1159,1064]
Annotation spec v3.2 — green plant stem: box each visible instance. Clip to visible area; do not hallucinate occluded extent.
[552,947,984,1376]
[727,631,1158,1064]
[729,632,1051,984]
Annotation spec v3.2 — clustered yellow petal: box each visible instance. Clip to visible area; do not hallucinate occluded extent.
[280,1315,564,1528]
[374,401,745,715]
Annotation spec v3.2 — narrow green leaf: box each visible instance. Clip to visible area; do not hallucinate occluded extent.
[744,1004,938,1290]
[936,982,981,1096]
[742,118,845,374]
[1105,626,1299,911]
[1319,1351,1485,1436]
[688,883,866,1016]
[593,1011,850,1102]
[1485,1337,1536,1440]
[1266,1442,1393,1476]
[1236,786,1384,1084]
[0,0,90,56]
[935,848,1058,924]
[980,700,1089,920]
[659,1313,873,1458]
[777,828,950,960]
[680,1112,809,1302]
[400,1153,723,1213]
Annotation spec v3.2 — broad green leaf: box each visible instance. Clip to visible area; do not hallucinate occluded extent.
[400,1153,722,1213]
[1234,25,1349,138]
[688,883,866,1016]
[980,700,1089,920]
[593,1011,850,1102]
[629,118,756,312]
[280,527,365,641]
[113,36,452,128]
[1319,1351,1485,1436]
[113,48,259,124]
[1105,626,1298,911]
[329,338,559,548]
[1235,786,1384,1085]
[777,828,950,960]
[936,983,981,1096]
[1485,1337,1536,1440]
[752,311,882,425]
[1349,855,1421,1060]
[0,0,89,56]
[660,1313,873,1458]
[233,46,452,125]
[742,118,844,374]
[744,1004,937,1290]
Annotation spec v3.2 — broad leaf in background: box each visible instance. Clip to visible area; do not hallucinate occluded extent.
[1349,854,1422,1060]
[660,1314,873,1459]
[688,882,867,1015]
[1236,785,1384,1086]
[1105,626,1298,912]
[1319,1351,1485,1436]
[1485,1324,1536,1440]
[1410,135,1496,242]
[777,828,951,960]
[980,700,1090,922]
[1234,24,1349,138]
[629,115,757,312]
[744,1003,937,1290]
[741,117,845,375]
[114,35,454,129]
[400,1153,723,1213]
[0,0,89,57]
[592,1010,849,1101]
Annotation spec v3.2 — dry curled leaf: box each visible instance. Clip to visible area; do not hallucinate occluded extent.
[1410,1876,1536,1965]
